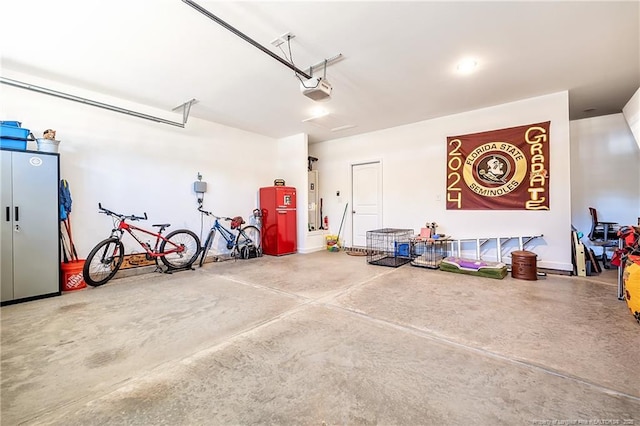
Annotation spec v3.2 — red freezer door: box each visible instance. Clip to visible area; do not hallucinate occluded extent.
[260,186,297,256]
[276,186,296,209]
[276,209,297,255]
[261,213,277,255]
[260,187,277,255]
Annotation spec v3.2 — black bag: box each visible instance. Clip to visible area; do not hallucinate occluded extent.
[240,244,258,259]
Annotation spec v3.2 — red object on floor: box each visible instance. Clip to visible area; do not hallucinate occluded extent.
[61,260,86,291]
[259,186,297,256]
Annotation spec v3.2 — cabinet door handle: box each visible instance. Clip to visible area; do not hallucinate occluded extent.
[15,206,19,221]
[5,206,9,221]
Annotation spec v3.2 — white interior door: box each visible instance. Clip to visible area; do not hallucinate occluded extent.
[352,161,382,247]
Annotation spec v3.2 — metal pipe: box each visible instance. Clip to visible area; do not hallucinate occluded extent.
[172,98,198,125]
[308,54,344,76]
[617,237,625,300]
[181,0,313,80]
[1,77,185,128]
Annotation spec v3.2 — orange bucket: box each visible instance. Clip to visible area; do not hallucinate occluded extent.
[61,260,87,291]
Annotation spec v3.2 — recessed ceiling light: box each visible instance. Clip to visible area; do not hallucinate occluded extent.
[302,107,330,123]
[456,58,478,74]
[311,107,329,118]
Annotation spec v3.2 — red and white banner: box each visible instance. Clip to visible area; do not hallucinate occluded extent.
[446,121,550,210]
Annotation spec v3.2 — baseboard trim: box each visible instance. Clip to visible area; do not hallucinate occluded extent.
[298,246,326,254]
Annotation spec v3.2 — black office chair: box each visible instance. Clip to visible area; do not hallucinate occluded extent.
[588,207,620,269]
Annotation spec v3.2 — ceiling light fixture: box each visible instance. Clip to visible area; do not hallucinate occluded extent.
[456,58,478,74]
[301,112,355,132]
[311,107,329,118]
[277,35,334,101]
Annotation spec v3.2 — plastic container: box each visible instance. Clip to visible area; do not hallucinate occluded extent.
[394,242,410,257]
[511,250,537,280]
[326,235,339,251]
[0,121,22,127]
[0,124,30,140]
[0,138,27,150]
[623,257,640,325]
[36,138,60,153]
[60,260,87,291]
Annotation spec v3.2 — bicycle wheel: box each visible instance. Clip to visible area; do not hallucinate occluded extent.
[235,225,261,257]
[83,237,125,287]
[160,229,200,269]
[199,230,215,268]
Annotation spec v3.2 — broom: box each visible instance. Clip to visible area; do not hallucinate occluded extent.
[60,222,71,263]
[336,203,348,250]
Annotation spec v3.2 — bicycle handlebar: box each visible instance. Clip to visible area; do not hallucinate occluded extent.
[98,202,147,221]
[197,206,232,221]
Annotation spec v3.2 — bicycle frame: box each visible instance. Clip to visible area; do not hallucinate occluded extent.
[199,208,258,251]
[105,208,185,260]
[196,206,262,267]
[111,218,185,258]
[84,203,201,287]
[207,218,238,249]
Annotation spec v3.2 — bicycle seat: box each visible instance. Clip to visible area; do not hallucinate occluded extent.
[152,223,171,230]
[230,216,245,229]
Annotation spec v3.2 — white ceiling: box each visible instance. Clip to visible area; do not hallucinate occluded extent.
[2,1,639,143]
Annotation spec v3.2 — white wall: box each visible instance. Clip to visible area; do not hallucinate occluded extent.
[310,91,572,271]
[570,114,640,242]
[271,133,330,253]
[275,133,313,253]
[622,87,640,150]
[1,71,279,257]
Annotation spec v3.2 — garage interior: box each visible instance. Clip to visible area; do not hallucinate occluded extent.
[2,0,640,424]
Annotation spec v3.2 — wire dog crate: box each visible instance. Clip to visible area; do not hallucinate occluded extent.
[367,228,413,267]
[411,238,452,269]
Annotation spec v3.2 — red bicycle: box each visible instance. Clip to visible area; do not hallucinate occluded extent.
[82,203,200,287]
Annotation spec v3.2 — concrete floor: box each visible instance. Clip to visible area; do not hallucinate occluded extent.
[1,251,638,425]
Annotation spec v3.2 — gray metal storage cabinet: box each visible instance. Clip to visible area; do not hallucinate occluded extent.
[1,149,60,304]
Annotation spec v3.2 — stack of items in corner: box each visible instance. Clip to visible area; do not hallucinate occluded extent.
[612,226,640,324]
[326,235,339,252]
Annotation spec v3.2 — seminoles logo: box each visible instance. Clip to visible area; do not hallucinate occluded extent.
[478,154,510,184]
[462,142,527,197]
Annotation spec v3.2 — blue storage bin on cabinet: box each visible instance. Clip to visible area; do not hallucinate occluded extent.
[0,123,31,150]
[0,121,22,128]
[0,138,28,150]
[1,124,30,140]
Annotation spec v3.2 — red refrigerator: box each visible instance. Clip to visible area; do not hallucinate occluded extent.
[260,186,297,256]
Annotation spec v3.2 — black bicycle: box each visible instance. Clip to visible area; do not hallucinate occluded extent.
[197,206,262,267]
